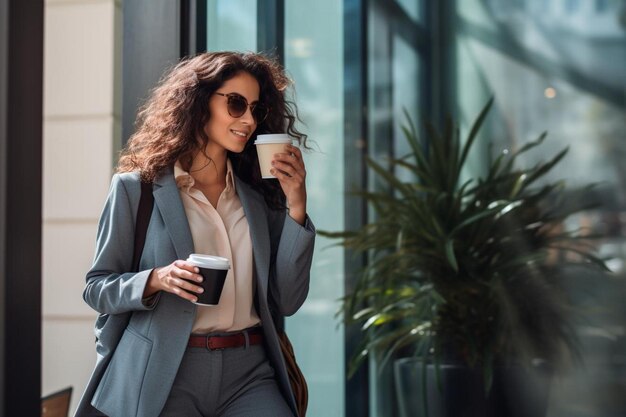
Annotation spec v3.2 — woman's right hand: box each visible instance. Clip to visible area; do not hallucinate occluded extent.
[143,260,204,302]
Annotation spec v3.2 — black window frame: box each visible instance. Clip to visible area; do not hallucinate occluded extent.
[0,0,44,415]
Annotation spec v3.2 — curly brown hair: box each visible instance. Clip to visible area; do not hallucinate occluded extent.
[117,51,308,209]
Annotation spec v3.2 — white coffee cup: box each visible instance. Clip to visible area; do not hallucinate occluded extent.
[254,134,293,179]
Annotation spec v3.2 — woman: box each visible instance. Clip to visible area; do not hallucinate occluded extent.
[74,52,315,417]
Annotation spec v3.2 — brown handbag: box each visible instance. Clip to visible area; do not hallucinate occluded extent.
[277,330,308,417]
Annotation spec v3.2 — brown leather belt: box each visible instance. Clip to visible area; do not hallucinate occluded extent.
[188,327,263,350]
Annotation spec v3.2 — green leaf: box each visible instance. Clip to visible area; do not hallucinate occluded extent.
[400,117,432,182]
[523,147,569,188]
[508,173,527,198]
[450,203,507,235]
[458,97,494,177]
[445,239,459,272]
[379,327,430,372]
[366,156,413,198]
[347,338,371,378]
[501,132,547,175]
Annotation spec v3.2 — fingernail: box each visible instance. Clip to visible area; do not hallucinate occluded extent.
[197,276,203,282]
[194,267,199,273]
[198,288,204,293]
[270,169,276,175]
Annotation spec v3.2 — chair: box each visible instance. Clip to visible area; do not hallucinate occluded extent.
[41,386,72,417]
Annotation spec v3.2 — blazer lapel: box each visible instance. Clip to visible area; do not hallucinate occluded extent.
[152,169,270,294]
[235,176,271,295]
[153,167,195,260]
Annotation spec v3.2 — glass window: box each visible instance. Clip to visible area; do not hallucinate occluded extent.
[206,0,257,51]
[367,2,426,416]
[565,0,581,14]
[397,0,423,23]
[456,1,626,416]
[203,2,347,416]
[285,2,345,417]
[392,33,421,182]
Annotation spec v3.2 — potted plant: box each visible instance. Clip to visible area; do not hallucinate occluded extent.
[320,99,609,417]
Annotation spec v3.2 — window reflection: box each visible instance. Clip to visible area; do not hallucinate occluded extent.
[206,0,257,52]
[458,1,626,415]
[285,2,346,417]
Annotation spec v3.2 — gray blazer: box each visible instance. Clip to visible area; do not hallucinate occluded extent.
[74,167,315,417]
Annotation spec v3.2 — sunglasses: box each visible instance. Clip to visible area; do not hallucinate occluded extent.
[214,92,269,124]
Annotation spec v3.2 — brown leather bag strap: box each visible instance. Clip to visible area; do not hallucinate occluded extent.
[279,332,308,417]
[132,181,154,272]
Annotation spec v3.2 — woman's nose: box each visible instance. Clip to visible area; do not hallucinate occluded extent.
[240,106,255,124]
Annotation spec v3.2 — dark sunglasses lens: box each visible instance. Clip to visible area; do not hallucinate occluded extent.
[252,104,268,123]
[226,94,268,123]
[227,95,248,117]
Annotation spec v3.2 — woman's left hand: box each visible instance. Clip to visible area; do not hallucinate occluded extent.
[271,144,307,225]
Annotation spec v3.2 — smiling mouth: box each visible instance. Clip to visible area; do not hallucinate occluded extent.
[231,129,249,139]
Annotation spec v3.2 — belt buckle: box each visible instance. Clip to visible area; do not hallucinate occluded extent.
[206,336,224,351]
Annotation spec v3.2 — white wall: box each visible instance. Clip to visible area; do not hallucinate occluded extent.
[42,0,122,414]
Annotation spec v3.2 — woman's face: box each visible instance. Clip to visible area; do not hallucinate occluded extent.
[203,71,260,155]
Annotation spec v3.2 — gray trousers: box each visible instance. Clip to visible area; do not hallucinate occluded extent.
[158,333,294,417]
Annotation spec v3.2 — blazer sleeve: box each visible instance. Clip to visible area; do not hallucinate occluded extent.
[83,173,157,315]
[269,211,316,316]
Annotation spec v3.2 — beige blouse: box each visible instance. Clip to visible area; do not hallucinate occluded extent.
[174,159,260,333]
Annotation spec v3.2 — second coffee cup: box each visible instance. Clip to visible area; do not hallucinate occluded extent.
[254,133,293,179]
[185,254,230,306]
